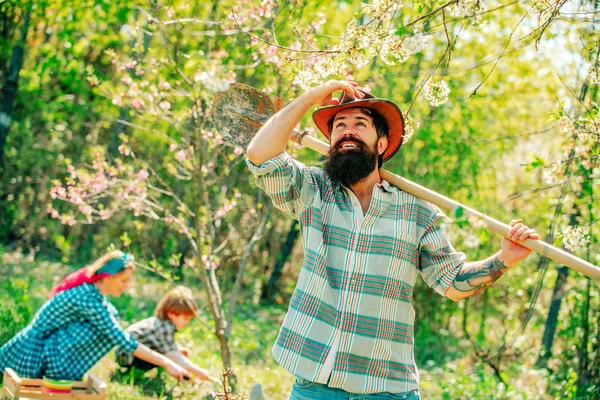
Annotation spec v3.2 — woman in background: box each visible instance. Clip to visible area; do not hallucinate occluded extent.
[0,250,190,381]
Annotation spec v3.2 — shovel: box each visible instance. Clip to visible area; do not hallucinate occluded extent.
[211,83,600,281]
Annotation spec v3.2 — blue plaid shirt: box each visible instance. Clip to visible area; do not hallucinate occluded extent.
[248,153,465,393]
[0,283,138,380]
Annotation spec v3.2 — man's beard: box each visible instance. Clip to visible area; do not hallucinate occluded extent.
[325,137,378,187]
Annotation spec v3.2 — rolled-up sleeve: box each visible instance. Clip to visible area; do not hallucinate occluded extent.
[418,208,466,296]
[247,152,320,219]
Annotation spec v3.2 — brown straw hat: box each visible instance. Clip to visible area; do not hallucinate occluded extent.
[312,89,405,163]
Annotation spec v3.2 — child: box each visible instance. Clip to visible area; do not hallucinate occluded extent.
[0,251,189,381]
[115,286,219,384]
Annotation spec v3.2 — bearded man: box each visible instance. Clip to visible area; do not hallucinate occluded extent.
[246,80,540,399]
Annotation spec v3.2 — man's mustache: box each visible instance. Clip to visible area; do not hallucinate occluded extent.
[333,136,367,150]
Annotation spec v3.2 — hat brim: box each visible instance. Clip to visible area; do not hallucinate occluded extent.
[312,99,404,163]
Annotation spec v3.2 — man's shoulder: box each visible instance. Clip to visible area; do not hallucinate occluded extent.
[387,185,442,216]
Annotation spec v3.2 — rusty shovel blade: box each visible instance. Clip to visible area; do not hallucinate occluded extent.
[211,83,284,148]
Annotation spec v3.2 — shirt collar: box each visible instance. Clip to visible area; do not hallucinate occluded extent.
[379,179,393,193]
[332,179,393,194]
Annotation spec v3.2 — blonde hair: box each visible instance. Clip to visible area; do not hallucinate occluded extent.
[86,250,135,277]
[155,286,198,320]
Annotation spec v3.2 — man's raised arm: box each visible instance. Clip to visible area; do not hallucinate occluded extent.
[246,80,364,165]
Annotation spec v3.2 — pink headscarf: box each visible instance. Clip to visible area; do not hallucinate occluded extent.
[49,253,133,298]
[49,268,111,298]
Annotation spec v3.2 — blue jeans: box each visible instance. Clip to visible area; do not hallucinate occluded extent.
[289,378,421,400]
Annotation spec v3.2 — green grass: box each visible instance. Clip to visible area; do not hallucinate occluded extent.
[2,255,593,399]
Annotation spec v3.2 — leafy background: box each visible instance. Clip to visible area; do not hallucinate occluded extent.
[0,0,598,398]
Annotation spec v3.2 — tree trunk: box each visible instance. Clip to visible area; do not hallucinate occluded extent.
[535,265,568,368]
[536,210,579,368]
[0,6,29,166]
[576,277,591,396]
[261,219,299,302]
[0,6,29,243]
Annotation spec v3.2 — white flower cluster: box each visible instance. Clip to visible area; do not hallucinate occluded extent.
[362,0,402,19]
[347,20,387,68]
[589,65,600,84]
[403,34,432,55]
[194,70,230,93]
[424,79,450,106]
[449,0,485,26]
[380,38,409,65]
[558,115,600,142]
[562,226,591,252]
[293,54,344,90]
[380,34,432,66]
[542,162,562,185]
[558,115,575,135]
[402,115,419,142]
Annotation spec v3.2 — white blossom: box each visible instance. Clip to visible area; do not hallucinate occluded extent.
[402,115,419,143]
[542,162,562,185]
[424,79,450,106]
[194,70,230,92]
[562,226,591,252]
[403,34,432,55]
[362,0,402,19]
[450,0,485,26]
[588,65,599,84]
[558,116,575,136]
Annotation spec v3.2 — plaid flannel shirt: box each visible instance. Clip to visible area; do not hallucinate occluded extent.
[115,317,178,366]
[0,283,138,380]
[247,152,465,394]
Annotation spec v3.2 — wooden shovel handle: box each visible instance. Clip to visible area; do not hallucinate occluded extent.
[295,132,600,281]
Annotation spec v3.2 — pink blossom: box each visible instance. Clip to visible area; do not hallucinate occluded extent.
[79,205,94,215]
[158,81,171,90]
[118,144,130,156]
[233,146,244,156]
[99,209,112,220]
[124,184,135,197]
[169,143,178,151]
[121,77,133,85]
[159,100,171,110]
[132,99,143,109]
[251,37,259,46]
[60,214,76,226]
[137,169,149,181]
[175,150,187,163]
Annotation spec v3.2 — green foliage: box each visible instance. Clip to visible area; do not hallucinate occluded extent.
[0,278,33,346]
[1,0,599,397]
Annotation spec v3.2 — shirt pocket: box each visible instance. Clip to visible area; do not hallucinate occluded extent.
[364,230,418,277]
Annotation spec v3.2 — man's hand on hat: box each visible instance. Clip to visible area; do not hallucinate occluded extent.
[307,80,365,107]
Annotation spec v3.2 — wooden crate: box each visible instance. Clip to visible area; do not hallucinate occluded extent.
[1,368,107,400]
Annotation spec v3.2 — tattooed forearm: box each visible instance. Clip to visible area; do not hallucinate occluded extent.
[452,257,508,294]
